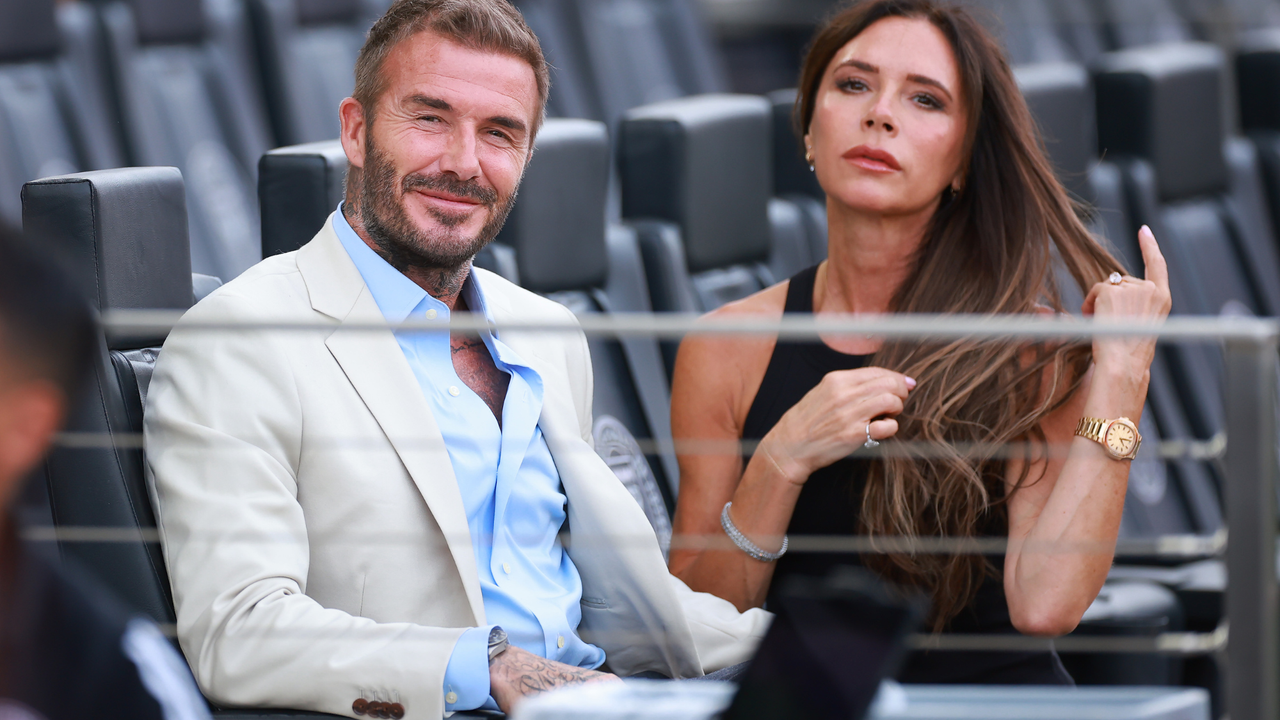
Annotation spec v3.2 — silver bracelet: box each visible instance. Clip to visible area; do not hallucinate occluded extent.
[720,501,788,562]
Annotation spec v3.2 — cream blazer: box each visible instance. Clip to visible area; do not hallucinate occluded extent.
[144,216,769,719]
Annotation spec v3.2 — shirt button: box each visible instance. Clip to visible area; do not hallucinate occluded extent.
[558,635,565,648]
[502,563,511,574]
[448,386,460,397]
[445,691,458,704]
[426,309,438,320]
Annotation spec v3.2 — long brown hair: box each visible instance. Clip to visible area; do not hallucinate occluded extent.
[796,0,1124,630]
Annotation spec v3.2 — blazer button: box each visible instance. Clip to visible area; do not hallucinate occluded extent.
[445,691,458,704]
[389,703,406,719]
[352,698,369,715]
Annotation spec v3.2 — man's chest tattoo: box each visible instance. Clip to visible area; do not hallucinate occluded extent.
[451,335,510,424]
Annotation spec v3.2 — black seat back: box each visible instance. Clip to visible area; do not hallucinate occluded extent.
[101,0,270,281]
[767,88,827,266]
[497,118,680,511]
[22,167,194,625]
[0,0,125,225]
[619,94,775,315]
[248,0,368,145]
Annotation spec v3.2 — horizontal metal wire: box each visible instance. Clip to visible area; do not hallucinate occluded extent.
[50,431,1229,461]
[101,309,1280,342]
[907,624,1227,655]
[20,526,1226,559]
[140,619,1225,655]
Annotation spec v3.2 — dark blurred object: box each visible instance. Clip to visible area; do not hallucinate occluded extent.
[0,219,204,720]
[722,566,925,720]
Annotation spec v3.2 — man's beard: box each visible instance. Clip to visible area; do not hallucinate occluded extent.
[356,136,516,274]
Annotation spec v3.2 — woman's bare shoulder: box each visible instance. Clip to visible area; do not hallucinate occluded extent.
[673,281,792,430]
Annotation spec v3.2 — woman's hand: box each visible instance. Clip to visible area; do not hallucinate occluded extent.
[1080,225,1172,375]
[760,366,915,486]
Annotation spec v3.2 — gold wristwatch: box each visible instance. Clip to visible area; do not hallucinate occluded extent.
[1075,416,1142,460]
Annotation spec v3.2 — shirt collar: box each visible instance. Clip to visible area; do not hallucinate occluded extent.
[332,204,495,327]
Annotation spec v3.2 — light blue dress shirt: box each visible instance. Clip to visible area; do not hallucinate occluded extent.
[333,209,605,711]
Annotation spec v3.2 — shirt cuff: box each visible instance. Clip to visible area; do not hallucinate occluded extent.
[444,626,494,711]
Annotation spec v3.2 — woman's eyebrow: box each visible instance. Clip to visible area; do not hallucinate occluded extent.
[835,58,954,101]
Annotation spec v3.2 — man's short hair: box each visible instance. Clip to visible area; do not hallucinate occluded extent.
[354,0,550,129]
[0,224,95,402]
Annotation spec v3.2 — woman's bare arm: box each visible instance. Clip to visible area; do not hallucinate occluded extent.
[1003,226,1171,636]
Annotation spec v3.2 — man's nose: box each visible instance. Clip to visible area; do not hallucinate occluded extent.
[439,128,482,181]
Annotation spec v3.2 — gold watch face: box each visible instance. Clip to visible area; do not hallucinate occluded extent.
[1104,420,1138,458]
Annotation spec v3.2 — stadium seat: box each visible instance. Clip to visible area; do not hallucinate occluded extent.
[767,88,827,265]
[1096,0,1195,49]
[511,0,601,120]
[970,0,1075,65]
[566,0,728,124]
[257,139,520,281]
[496,117,680,515]
[21,167,191,628]
[1237,29,1280,237]
[247,0,370,146]
[99,0,271,282]
[21,166,364,720]
[618,94,782,373]
[0,0,125,226]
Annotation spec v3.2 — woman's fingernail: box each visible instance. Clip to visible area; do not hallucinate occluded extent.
[1140,224,1151,236]
[905,376,917,389]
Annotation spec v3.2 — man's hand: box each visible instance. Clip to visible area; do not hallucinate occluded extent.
[489,645,620,714]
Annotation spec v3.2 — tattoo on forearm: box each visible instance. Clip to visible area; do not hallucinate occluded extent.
[496,652,603,696]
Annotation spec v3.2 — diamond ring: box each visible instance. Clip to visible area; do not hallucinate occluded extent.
[864,423,880,449]
[1108,272,1123,285]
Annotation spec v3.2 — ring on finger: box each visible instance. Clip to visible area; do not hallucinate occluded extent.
[1108,272,1123,285]
[864,423,880,449]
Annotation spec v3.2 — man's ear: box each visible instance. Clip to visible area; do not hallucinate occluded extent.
[339,97,367,170]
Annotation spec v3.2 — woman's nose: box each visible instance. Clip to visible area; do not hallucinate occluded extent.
[863,98,896,133]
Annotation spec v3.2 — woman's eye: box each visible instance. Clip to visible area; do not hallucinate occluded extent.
[913,94,943,110]
[837,78,869,93]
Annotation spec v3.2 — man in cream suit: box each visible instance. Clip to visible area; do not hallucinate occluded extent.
[144,1,768,718]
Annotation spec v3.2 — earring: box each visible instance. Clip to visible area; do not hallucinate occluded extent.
[951,178,962,194]
[805,147,815,171]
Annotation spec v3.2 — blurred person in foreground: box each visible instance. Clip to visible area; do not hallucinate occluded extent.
[0,225,210,720]
[144,1,768,718]
[670,0,1171,685]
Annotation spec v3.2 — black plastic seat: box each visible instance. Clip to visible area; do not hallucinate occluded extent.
[100,0,271,282]
[510,0,601,120]
[970,0,1076,65]
[0,0,125,226]
[23,166,349,720]
[565,0,727,124]
[767,88,827,266]
[247,0,370,146]
[1097,0,1195,48]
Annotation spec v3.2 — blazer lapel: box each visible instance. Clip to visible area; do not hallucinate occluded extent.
[298,218,486,625]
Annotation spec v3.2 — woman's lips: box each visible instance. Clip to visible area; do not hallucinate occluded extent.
[843,145,902,173]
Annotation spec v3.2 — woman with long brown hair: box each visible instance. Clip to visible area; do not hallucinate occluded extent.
[668,0,1171,684]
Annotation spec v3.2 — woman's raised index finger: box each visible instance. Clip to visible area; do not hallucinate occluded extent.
[1138,225,1169,290]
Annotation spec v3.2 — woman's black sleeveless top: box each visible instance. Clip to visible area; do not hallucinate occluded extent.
[741,265,1072,686]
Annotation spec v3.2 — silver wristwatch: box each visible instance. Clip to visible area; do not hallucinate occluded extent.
[487,626,509,663]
